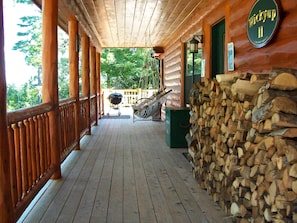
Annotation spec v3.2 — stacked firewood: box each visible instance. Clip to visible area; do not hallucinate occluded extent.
[187,68,297,222]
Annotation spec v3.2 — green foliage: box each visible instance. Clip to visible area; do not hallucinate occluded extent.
[7,83,40,111]
[7,1,70,110]
[12,15,42,69]
[7,84,20,110]
[7,2,159,111]
[58,57,70,99]
[15,0,32,4]
[186,48,202,76]
[101,48,159,89]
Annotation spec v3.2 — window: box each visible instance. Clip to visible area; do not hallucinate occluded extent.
[184,42,203,105]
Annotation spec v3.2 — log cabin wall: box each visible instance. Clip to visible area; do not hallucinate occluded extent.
[163,40,184,108]
[161,0,297,221]
[229,0,297,72]
[164,0,297,85]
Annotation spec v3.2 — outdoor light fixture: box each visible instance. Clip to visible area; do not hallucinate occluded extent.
[189,34,203,83]
[190,37,199,53]
[189,35,203,53]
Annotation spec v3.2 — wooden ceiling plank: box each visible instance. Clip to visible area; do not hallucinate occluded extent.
[147,0,179,46]
[163,0,212,46]
[130,0,148,47]
[125,0,137,47]
[154,0,203,46]
[152,0,189,45]
[167,0,203,34]
[52,0,210,48]
[92,0,113,48]
[135,0,160,47]
[141,0,164,47]
[115,0,126,46]
[103,0,118,46]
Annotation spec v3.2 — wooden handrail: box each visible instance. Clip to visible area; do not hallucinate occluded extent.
[59,97,76,106]
[7,103,53,125]
[79,95,88,102]
[6,91,102,221]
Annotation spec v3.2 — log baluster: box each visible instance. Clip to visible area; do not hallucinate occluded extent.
[38,115,46,175]
[13,124,22,202]
[29,117,37,185]
[24,119,33,190]
[45,113,51,167]
[33,116,40,180]
[8,126,17,208]
[19,121,28,199]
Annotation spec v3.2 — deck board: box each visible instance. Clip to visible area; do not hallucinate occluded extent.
[123,135,139,223]
[73,125,112,223]
[107,123,124,223]
[141,132,189,223]
[19,114,232,223]
[90,121,117,222]
[130,133,157,223]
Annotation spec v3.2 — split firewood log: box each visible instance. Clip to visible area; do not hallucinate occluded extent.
[188,71,297,223]
[269,128,297,138]
[268,72,297,90]
[252,97,297,123]
[216,73,242,83]
[250,73,270,83]
[271,112,297,128]
[232,79,264,96]
[257,89,297,108]
[289,163,297,178]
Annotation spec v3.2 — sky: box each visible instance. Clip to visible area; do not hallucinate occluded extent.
[3,1,39,86]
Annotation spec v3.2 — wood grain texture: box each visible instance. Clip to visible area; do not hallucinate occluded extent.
[19,117,231,223]
[164,41,183,108]
[0,0,14,221]
[33,0,207,48]
[229,0,297,73]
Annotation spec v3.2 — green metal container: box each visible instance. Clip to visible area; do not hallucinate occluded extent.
[165,107,190,148]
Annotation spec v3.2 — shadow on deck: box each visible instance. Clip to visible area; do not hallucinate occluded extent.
[18,107,232,223]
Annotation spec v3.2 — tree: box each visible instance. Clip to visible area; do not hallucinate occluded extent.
[12,6,42,84]
[57,30,70,99]
[7,0,70,110]
[100,48,159,89]
[7,84,21,110]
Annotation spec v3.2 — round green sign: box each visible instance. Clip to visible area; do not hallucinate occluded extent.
[247,0,281,48]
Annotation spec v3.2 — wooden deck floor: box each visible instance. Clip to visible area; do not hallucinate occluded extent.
[19,113,232,223]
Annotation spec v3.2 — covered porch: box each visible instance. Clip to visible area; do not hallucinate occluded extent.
[18,109,231,223]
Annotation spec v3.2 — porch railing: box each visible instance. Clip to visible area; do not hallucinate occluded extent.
[59,98,77,161]
[7,103,55,219]
[6,89,154,221]
[7,95,99,221]
[90,94,97,126]
[79,96,90,137]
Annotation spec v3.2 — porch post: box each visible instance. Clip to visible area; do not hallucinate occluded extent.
[90,45,97,125]
[81,32,91,134]
[0,1,14,222]
[69,17,80,149]
[41,0,61,179]
[96,52,101,118]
